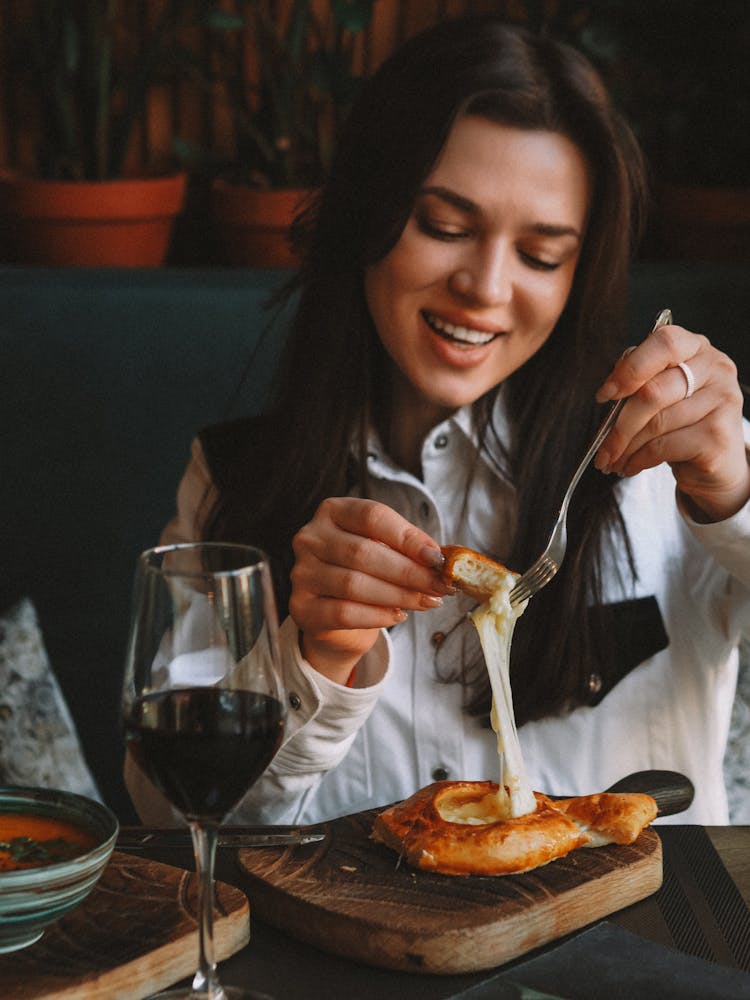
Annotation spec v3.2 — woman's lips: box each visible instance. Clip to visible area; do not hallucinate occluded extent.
[422,310,501,347]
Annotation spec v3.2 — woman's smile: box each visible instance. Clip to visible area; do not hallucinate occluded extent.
[420,308,504,378]
[421,309,502,348]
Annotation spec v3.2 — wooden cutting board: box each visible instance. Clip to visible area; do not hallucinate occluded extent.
[237,807,662,975]
[1,852,249,1000]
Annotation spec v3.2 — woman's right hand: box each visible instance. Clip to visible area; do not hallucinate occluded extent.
[289,497,450,684]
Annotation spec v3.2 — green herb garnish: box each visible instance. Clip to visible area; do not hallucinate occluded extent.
[0,836,85,865]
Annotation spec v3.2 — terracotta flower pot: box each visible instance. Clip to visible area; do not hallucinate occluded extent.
[210,182,310,268]
[0,174,187,267]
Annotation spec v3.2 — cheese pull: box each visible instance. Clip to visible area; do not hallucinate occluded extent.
[441,544,535,818]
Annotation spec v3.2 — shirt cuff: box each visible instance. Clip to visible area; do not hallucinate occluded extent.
[677,487,750,588]
[273,618,390,774]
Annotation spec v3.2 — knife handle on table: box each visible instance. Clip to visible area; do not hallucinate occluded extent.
[117,826,325,850]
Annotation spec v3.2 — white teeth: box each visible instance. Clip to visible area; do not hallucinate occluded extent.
[426,312,496,345]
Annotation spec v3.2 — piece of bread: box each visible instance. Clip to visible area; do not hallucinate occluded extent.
[553,792,658,847]
[441,545,516,603]
[372,781,657,876]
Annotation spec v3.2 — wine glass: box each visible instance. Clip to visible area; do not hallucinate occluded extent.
[122,542,286,1000]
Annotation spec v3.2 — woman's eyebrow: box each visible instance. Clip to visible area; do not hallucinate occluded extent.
[530,222,582,240]
[419,186,582,239]
[419,186,478,214]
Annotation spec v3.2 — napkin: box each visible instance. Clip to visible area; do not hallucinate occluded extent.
[451,922,750,1000]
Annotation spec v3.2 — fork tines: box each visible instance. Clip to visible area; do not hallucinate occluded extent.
[509,556,558,606]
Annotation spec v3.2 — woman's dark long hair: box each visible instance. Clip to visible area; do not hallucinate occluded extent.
[202,18,649,724]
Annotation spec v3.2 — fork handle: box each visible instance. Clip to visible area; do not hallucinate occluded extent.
[559,308,672,518]
[558,397,627,519]
[577,398,626,477]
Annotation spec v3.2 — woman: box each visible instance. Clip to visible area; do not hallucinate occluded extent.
[127,18,750,825]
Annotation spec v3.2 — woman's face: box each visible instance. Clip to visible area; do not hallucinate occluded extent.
[364,116,591,431]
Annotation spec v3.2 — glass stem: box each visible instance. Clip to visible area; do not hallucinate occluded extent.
[189,820,226,1000]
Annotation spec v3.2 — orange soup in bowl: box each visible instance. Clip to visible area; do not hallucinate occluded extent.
[0,814,97,870]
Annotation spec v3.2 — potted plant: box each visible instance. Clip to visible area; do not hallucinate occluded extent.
[0,1,198,267]
[177,0,374,267]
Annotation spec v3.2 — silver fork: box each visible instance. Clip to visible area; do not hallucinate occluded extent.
[509,308,672,608]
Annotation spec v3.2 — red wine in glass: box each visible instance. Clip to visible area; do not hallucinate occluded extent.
[125,688,284,820]
[122,543,286,1000]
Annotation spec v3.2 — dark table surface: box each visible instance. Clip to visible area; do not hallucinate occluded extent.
[122,824,750,1000]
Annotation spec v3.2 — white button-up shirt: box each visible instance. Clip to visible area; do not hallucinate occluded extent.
[132,397,750,827]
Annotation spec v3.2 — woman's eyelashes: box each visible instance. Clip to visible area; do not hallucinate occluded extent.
[519,251,562,271]
[415,213,562,271]
[415,213,469,241]
[416,215,564,271]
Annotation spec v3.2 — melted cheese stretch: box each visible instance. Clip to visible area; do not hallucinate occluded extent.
[470,575,536,819]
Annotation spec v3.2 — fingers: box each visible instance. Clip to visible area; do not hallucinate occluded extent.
[596,322,706,404]
[293,558,445,621]
[596,331,740,467]
[594,358,712,474]
[292,497,448,604]
[592,324,749,519]
[289,497,454,680]
[316,496,446,574]
[289,497,452,648]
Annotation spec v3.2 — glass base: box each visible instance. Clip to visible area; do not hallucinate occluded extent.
[148,988,272,1000]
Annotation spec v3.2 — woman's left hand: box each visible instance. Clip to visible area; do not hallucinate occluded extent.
[594,320,750,522]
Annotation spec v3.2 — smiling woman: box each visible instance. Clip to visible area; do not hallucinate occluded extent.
[126,17,750,831]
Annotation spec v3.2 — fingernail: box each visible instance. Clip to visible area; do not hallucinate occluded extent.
[420,594,444,609]
[596,381,618,403]
[394,609,408,623]
[419,545,445,570]
[595,450,610,472]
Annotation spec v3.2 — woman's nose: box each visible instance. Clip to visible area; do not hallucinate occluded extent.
[449,241,513,306]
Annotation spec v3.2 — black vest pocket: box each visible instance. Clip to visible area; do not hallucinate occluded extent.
[585,596,669,705]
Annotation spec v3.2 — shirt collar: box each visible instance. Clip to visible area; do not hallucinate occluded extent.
[361,387,514,484]
[449,389,514,484]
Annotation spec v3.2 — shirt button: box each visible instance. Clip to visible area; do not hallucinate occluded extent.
[431,631,445,647]
[434,434,449,449]
[289,692,302,711]
[587,673,603,695]
[432,766,449,781]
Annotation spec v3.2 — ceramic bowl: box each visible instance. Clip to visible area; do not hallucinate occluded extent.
[0,786,119,953]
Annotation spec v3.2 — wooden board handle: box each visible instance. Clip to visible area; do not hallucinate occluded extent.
[606,770,695,816]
